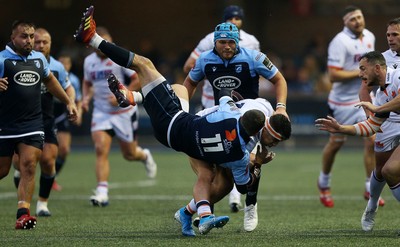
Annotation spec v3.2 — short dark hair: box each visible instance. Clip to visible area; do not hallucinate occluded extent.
[269,114,291,140]
[359,51,386,67]
[11,20,35,32]
[342,5,361,17]
[387,17,400,26]
[241,109,265,136]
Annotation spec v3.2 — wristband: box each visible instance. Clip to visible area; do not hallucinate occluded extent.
[276,103,286,109]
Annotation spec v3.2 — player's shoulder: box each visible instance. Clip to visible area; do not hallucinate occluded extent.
[49,56,65,71]
[239,29,259,42]
[83,52,98,64]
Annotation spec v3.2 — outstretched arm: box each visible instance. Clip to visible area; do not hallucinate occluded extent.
[357,96,400,114]
[315,115,385,137]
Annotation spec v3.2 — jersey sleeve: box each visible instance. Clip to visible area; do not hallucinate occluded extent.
[327,36,346,69]
[188,53,206,83]
[83,57,91,82]
[57,63,71,90]
[221,152,251,185]
[39,53,51,78]
[252,51,278,80]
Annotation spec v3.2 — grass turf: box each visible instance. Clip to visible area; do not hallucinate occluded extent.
[0,147,399,246]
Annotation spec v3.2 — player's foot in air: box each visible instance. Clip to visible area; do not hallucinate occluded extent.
[143,149,157,179]
[74,5,96,44]
[15,210,37,230]
[107,73,135,107]
[198,214,229,235]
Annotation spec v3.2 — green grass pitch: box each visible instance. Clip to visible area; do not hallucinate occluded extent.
[0,147,399,246]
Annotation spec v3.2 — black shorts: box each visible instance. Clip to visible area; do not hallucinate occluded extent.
[43,118,58,145]
[143,81,182,147]
[54,103,70,132]
[0,134,45,156]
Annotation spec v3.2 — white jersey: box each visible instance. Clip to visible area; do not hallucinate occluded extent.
[327,27,375,103]
[382,49,400,70]
[190,30,260,108]
[83,52,136,113]
[374,68,400,152]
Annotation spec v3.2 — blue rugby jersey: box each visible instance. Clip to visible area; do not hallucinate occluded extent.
[41,56,70,121]
[189,47,278,105]
[0,44,50,137]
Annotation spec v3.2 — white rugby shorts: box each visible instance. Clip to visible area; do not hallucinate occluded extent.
[374,121,400,152]
[91,106,138,142]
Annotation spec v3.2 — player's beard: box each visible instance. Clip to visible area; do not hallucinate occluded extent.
[19,45,32,56]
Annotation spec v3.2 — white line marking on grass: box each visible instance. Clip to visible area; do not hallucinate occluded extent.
[108,180,156,188]
[0,192,393,201]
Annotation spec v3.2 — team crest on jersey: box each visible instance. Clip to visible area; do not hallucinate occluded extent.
[235,64,242,73]
[394,64,398,69]
[14,71,40,86]
[212,76,241,90]
[212,66,217,72]
[34,60,41,69]
[12,61,17,66]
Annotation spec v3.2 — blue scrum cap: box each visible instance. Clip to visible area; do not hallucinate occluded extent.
[214,22,239,45]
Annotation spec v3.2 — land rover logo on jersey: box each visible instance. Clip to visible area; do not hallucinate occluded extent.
[14,71,40,86]
[213,76,241,89]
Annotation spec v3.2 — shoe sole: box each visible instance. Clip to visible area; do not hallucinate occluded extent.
[37,210,52,217]
[16,219,37,230]
[91,199,109,207]
[199,217,229,235]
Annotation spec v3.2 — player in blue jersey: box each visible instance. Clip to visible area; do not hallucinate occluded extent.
[0,21,78,230]
[13,28,77,217]
[33,28,76,216]
[183,21,289,231]
[73,6,291,235]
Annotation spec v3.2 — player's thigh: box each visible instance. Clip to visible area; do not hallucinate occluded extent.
[189,157,215,181]
[91,130,113,155]
[382,146,400,176]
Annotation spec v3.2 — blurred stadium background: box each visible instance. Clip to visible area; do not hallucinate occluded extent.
[1,0,399,148]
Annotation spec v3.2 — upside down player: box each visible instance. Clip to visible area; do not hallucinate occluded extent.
[73,6,291,235]
[174,97,287,236]
[183,21,289,232]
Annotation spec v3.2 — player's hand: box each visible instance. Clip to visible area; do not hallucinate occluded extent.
[254,144,275,167]
[315,115,340,133]
[0,77,8,91]
[66,102,78,123]
[274,107,289,121]
[355,101,379,113]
